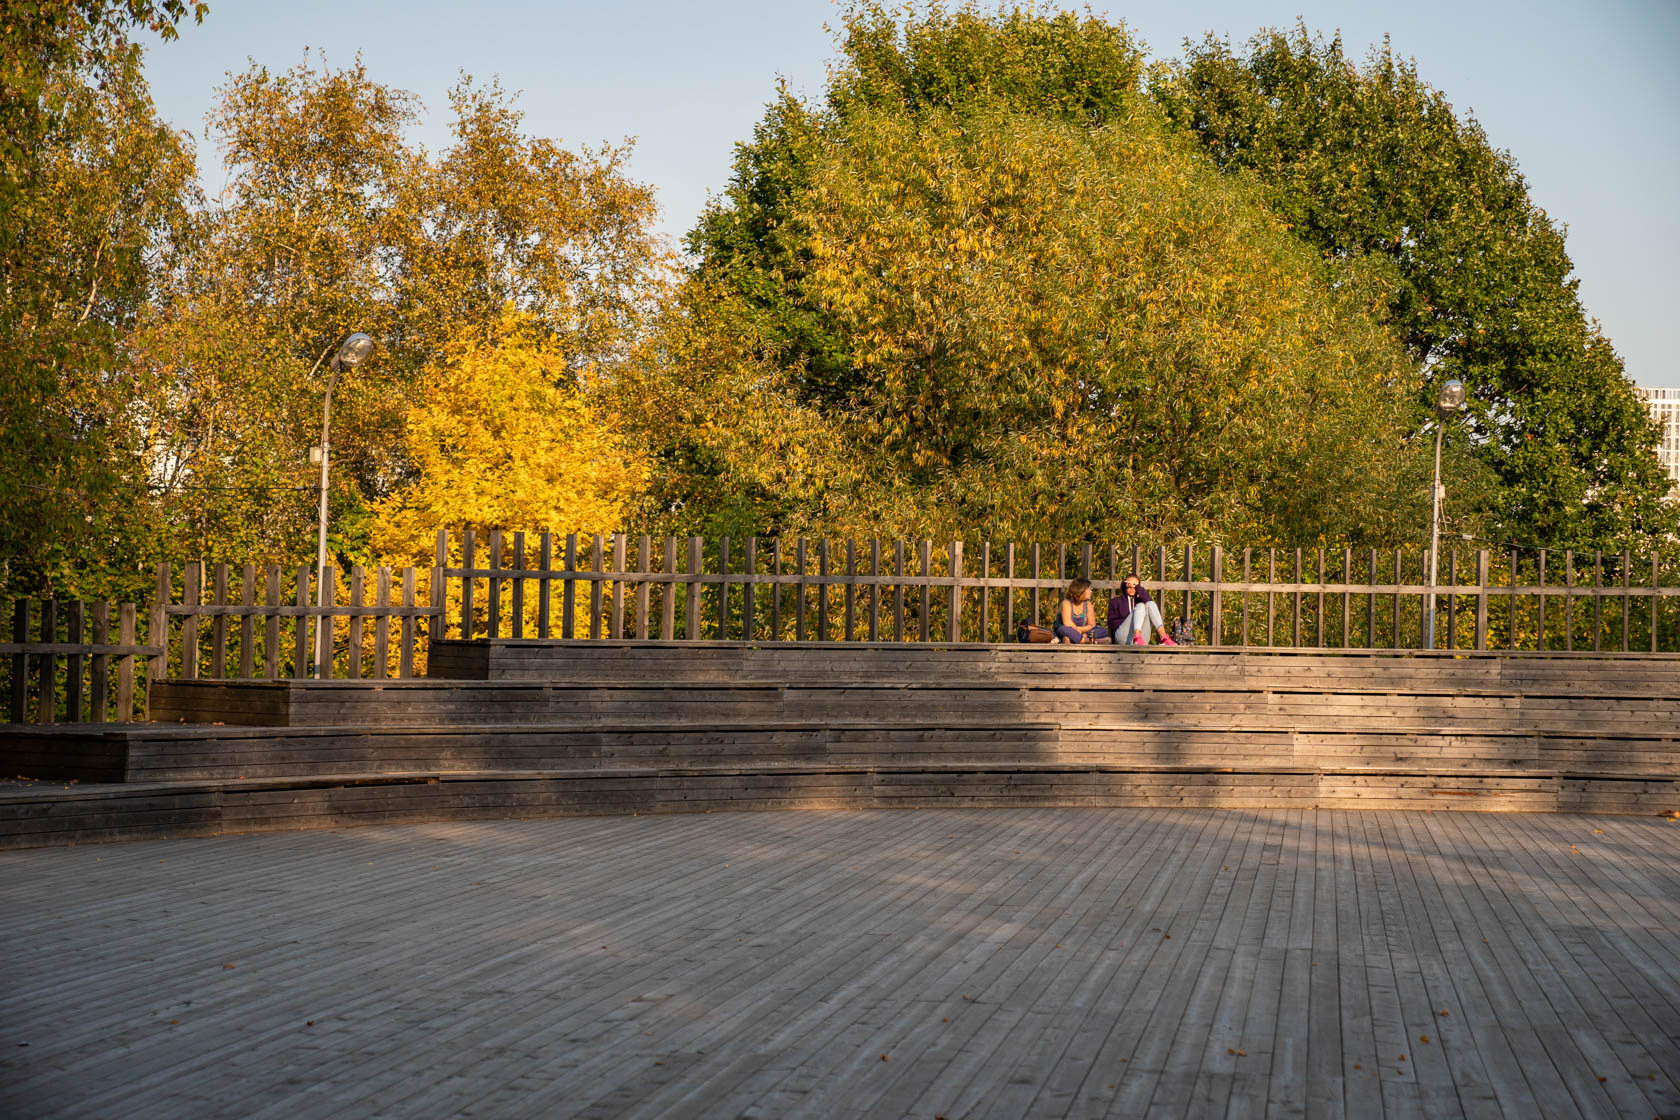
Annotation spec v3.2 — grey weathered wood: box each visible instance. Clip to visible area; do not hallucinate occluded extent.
[89,602,109,724]
[1032,544,1042,629]
[461,529,478,641]
[511,532,526,641]
[683,536,700,642]
[347,567,364,680]
[638,535,652,642]
[399,569,416,679]
[769,539,782,642]
[1537,549,1547,650]
[661,536,676,642]
[817,539,829,642]
[292,567,309,680]
[537,532,553,640]
[316,566,336,681]
[1004,543,1016,640]
[1267,550,1277,647]
[612,532,627,641]
[715,536,730,642]
[116,603,135,722]
[947,540,962,644]
[894,541,905,643]
[239,564,256,679]
[182,562,201,680]
[1592,550,1602,652]
[8,600,28,722]
[264,565,281,679]
[795,538,808,643]
[1476,550,1490,651]
[210,563,228,679]
[373,568,391,680]
[486,529,503,641]
[869,539,881,642]
[1565,549,1575,652]
[35,600,56,723]
[919,540,933,643]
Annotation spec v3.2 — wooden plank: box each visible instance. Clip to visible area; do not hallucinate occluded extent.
[461,529,477,641]
[817,539,829,642]
[537,532,553,640]
[486,528,503,641]
[845,540,857,642]
[511,532,526,641]
[947,540,962,644]
[239,564,256,679]
[1004,543,1016,640]
[35,600,57,723]
[182,562,201,680]
[795,538,807,643]
[347,567,363,680]
[638,535,652,642]
[1475,550,1490,652]
[89,602,109,724]
[919,540,933,643]
[398,569,416,679]
[683,536,700,642]
[116,603,135,722]
[373,568,390,680]
[64,601,84,722]
[210,563,228,679]
[978,542,991,643]
[715,536,729,642]
[316,566,335,681]
[769,539,782,642]
[869,540,881,642]
[661,536,675,642]
[562,533,577,641]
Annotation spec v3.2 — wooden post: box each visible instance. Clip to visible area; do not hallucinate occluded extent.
[1209,546,1223,647]
[564,533,578,640]
[1652,551,1661,654]
[210,563,228,679]
[639,534,653,641]
[769,539,781,641]
[1564,549,1575,652]
[684,536,701,641]
[239,564,256,679]
[1445,550,1458,650]
[978,541,991,643]
[869,539,881,642]
[399,567,416,678]
[1242,549,1252,647]
[594,534,609,641]
[1475,550,1490,651]
[1292,547,1303,648]
[1340,549,1352,649]
[462,529,478,640]
[1592,551,1603,652]
[374,567,391,679]
[1366,550,1377,650]
[348,567,364,679]
[1314,548,1325,647]
[317,566,336,680]
[919,540,933,643]
[512,531,527,640]
[538,531,553,640]
[716,536,730,641]
[10,600,29,723]
[117,603,136,723]
[614,532,629,641]
[64,601,83,722]
[90,601,109,723]
[1031,544,1042,629]
[1391,550,1402,650]
[1536,549,1547,651]
[37,599,56,723]
[1620,551,1631,653]
[1004,543,1016,640]
[948,540,963,643]
[264,565,281,679]
[794,538,807,641]
[434,530,451,639]
[292,566,309,679]
[1265,549,1276,647]
[817,539,829,641]
[181,562,201,679]
[845,540,857,642]
[487,528,503,640]
[148,564,170,706]
[1185,544,1196,636]
[894,540,906,642]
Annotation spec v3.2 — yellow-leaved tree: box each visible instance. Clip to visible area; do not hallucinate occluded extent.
[372,312,650,567]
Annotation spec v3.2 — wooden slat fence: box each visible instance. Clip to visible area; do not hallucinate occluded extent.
[438,529,1680,654]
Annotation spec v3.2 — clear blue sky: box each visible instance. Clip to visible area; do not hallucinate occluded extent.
[143,0,1679,386]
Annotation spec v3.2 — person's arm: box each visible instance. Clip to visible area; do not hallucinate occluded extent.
[1060,599,1075,628]
[1106,596,1122,633]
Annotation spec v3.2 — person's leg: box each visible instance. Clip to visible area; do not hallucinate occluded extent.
[1115,612,1137,644]
[1089,625,1110,643]
[1144,601,1166,635]
[1053,624,1084,644]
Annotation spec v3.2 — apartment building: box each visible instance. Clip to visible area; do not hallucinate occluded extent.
[1639,386,1680,490]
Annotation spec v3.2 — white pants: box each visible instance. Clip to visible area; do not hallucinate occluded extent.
[1116,600,1164,644]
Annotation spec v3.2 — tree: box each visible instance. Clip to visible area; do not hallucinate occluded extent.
[0,1,204,597]
[371,313,650,565]
[130,59,668,568]
[1152,28,1676,547]
[644,3,1432,545]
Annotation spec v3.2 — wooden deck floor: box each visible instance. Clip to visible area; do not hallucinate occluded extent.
[2,808,1677,1119]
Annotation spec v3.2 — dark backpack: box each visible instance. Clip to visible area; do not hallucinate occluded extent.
[1170,618,1197,646]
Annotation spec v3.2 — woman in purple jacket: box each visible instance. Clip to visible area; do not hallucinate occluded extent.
[1106,573,1175,646]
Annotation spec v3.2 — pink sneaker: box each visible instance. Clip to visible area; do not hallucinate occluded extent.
[1133,630,1147,645]
[1162,634,1178,646]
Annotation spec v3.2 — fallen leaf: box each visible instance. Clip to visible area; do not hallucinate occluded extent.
[222,964,235,970]
[880,1054,889,1062]
[1420,1035,1430,1044]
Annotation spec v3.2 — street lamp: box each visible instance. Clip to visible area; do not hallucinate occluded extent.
[313,332,374,675]
[1425,379,1467,650]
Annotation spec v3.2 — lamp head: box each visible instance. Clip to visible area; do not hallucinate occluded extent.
[1435,379,1466,414]
[333,332,374,370]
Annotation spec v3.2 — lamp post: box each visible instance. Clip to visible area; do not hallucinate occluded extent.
[1425,378,1467,650]
[313,332,374,675]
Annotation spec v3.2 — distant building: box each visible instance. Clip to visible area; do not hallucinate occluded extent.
[1638,386,1680,491]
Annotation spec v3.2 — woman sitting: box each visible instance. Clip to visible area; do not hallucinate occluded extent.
[1055,578,1110,644]
[1106,573,1176,646]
